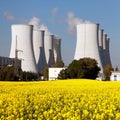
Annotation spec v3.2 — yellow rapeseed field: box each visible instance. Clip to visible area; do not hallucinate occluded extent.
[0,79,120,119]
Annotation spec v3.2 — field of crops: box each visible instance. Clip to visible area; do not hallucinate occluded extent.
[0,79,120,119]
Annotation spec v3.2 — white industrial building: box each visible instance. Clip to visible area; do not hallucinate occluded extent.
[9,24,62,73]
[74,23,112,74]
[110,71,120,81]
[49,67,65,80]
[0,56,21,67]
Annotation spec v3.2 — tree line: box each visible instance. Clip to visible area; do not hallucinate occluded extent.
[0,65,39,81]
[58,58,113,81]
[0,60,64,81]
[0,58,113,81]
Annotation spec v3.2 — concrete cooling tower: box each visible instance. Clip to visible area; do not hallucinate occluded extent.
[53,36,62,63]
[102,34,111,67]
[33,29,46,73]
[74,23,103,72]
[44,33,55,67]
[98,29,104,69]
[101,33,106,67]
[106,38,111,65]
[9,24,38,73]
[98,29,104,48]
[74,23,112,74]
[9,24,62,73]
[98,30,111,68]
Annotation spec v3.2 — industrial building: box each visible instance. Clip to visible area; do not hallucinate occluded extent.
[9,24,62,73]
[49,67,66,80]
[110,71,120,81]
[74,23,111,74]
[0,56,21,67]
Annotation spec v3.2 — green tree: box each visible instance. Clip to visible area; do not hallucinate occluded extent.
[67,58,100,79]
[22,71,38,81]
[103,64,113,81]
[78,58,100,79]
[0,65,9,81]
[53,60,64,67]
[5,66,14,81]
[42,67,49,80]
[115,65,119,71]
[67,60,80,78]
[0,65,22,81]
[58,69,68,79]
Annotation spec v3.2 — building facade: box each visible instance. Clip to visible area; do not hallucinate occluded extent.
[110,71,120,81]
[0,56,21,67]
[49,67,65,80]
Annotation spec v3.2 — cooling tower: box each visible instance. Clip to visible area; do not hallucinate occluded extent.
[74,23,103,72]
[9,24,38,73]
[106,38,111,65]
[98,29,105,69]
[98,29,104,48]
[44,33,55,67]
[103,33,107,50]
[108,38,112,66]
[98,29,112,68]
[53,36,62,63]
[104,37,111,66]
[102,33,108,67]
[33,29,46,73]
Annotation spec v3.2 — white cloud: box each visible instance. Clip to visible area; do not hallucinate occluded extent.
[40,24,52,35]
[19,18,28,24]
[4,11,15,20]
[52,7,58,16]
[28,17,51,34]
[67,12,92,35]
[67,12,83,35]
[50,7,59,23]
[28,17,41,29]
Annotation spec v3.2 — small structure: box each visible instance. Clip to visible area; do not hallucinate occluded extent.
[0,56,21,67]
[110,71,120,81]
[49,67,65,80]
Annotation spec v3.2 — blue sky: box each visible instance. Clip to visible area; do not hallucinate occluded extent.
[0,0,120,68]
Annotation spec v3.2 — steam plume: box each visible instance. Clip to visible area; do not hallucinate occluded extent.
[28,17,51,34]
[4,11,15,20]
[51,7,58,16]
[67,12,91,35]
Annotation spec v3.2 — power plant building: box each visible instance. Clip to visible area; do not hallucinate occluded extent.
[0,56,21,67]
[74,23,111,73]
[9,24,62,73]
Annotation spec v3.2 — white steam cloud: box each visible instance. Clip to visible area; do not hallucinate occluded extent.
[28,17,51,34]
[4,11,15,20]
[3,11,28,23]
[67,12,92,35]
[51,7,58,16]
[28,17,41,29]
